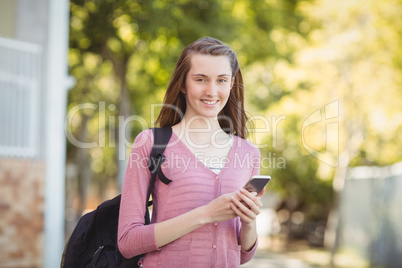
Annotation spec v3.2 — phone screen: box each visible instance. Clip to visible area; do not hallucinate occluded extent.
[243,175,271,194]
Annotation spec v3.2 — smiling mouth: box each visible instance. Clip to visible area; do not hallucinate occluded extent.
[201,100,218,105]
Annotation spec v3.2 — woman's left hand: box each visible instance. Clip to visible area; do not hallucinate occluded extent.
[230,188,263,224]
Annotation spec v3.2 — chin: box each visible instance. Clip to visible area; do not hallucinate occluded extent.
[200,111,221,119]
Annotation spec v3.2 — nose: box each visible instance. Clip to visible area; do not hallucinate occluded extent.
[205,81,218,96]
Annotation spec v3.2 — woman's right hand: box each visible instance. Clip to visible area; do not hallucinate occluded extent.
[202,192,238,223]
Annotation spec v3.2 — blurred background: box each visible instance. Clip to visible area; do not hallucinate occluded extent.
[1,0,401,267]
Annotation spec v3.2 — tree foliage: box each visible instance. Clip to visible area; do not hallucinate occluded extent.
[66,0,402,246]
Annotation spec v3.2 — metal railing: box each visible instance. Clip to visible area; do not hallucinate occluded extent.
[0,36,42,158]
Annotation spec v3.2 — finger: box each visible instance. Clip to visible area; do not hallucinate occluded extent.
[242,189,263,208]
[236,194,262,217]
[231,192,242,202]
[257,187,266,197]
[239,189,263,211]
[231,195,257,219]
[236,191,254,209]
[230,202,254,223]
[241,188,257,200]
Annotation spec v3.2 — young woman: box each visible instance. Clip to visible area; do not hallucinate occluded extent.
[118,37,264,267]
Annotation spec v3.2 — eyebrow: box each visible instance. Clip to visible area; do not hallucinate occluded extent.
[191,73,231,77]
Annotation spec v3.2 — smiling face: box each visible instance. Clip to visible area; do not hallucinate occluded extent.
[182,54,233,119]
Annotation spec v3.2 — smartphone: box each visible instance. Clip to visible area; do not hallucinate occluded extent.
[243,175,271,195]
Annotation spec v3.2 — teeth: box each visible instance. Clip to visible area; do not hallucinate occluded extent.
[202,100,217,105]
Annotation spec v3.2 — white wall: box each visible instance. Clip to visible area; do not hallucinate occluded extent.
[339,162,402,267]
[44,0,71,267]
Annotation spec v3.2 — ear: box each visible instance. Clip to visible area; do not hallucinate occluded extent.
[181,88,186,94]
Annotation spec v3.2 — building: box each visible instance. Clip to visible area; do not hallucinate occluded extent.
[0,0,71,267]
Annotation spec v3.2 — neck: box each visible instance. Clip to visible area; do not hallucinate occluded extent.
[174,115,227,146]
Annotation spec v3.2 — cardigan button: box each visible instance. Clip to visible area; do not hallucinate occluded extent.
[215,175,219,180]
[212,245,217,249]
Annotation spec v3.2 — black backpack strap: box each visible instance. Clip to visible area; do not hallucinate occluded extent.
[148,127,173,186]
[143,127,172,224]
[87,245,103,267]
[121,128,173,267]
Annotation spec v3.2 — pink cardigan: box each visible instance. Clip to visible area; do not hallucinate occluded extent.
[118,129,260,267]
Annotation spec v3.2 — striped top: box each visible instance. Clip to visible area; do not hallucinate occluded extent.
[118,129,260,268]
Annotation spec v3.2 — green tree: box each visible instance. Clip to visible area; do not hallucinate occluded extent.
[243,0,402,260]
[68,0,341,250]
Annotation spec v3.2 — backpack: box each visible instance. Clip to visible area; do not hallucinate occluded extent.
[61,127,173,268]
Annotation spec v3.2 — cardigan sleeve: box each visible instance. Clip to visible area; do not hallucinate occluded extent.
[240,239,259,264]
[118,129,159,258]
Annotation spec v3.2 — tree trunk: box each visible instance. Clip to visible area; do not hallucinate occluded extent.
[114,57,132,191]
[75,115,93,216]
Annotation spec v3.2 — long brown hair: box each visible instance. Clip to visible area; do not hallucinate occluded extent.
[156,37,249,139]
